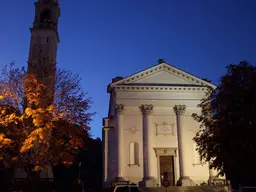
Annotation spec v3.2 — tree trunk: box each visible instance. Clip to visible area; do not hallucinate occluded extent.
[24,165,41,192]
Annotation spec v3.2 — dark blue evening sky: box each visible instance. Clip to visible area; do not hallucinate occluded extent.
[0,0,255,138]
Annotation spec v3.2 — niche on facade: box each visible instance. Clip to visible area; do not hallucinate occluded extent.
[128,142,139,167]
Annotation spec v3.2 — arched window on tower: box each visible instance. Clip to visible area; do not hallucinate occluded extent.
[40,9,51,23]
[129,142,139,166]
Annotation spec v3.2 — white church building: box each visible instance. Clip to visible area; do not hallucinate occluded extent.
[102,60,218,187]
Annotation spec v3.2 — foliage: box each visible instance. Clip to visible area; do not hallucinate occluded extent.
[53,137,103,191]
[192,61,256,185]
[78,137,102,188]
[0,63,94,173]
[54,68,93,131]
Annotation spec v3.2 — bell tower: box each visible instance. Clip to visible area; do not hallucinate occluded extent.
[27,0,60,107]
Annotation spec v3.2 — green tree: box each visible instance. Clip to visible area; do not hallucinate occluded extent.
[192,61,256,187]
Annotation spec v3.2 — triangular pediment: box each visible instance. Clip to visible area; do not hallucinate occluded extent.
[133,70,191,85]
[109,63,215,91]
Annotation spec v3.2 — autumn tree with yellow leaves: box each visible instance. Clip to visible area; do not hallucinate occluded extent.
[0,63,93,177]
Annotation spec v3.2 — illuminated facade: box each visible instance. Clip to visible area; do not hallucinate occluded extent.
[103,60,218,187]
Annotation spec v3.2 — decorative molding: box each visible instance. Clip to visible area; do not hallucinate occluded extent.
[115,104,124,115]
[125,126,139,135]
[103,117,114,128]
[128,164,140,167]
[114,85,209,92]
[173,105,186,115]
[153,148,177,157]
[155,122,175,136]
[139,104,154,115]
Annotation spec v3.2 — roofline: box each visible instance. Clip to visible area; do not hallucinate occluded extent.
[108,62,216,93]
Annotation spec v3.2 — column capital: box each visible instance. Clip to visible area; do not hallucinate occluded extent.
[140,104,154,115]
[115,104,124,115]
[103,127,110,131]
[173,105,186,115]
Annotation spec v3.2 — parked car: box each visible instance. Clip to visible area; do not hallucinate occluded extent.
[113,185,139,192]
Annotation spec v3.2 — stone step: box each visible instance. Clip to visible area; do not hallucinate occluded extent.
[139,186,224,192]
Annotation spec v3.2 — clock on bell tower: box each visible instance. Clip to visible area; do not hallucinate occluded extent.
[27,0,60,107]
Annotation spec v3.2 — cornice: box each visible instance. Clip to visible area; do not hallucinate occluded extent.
[114,85,209,92]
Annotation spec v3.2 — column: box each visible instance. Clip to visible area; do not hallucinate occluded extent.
[103,128,109,184]
[115,104,125,180]
[140,104,156,187]
[173,105,191,186]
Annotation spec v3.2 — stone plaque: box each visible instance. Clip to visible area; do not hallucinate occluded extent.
[155,122,175,136]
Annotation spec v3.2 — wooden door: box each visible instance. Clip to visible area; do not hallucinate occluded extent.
[159,156,175,186]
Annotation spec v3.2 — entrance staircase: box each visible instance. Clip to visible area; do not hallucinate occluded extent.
[139,186,227,192]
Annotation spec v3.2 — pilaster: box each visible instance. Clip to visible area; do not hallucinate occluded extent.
[103,128,109,184]
[173,105,191,186]
[115,104,125,180]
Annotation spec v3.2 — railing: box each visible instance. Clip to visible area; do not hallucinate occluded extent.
[238,186,256,192]
[211,184,228,192]
[212,179,229,186]
[190,179,198,186]
[210,179,232,192]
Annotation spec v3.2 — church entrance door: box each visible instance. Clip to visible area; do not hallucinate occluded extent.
[159,156,175,186]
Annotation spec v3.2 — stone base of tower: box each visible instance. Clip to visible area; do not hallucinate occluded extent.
[40,165,53,178]
[14,165,53,179]
[139,177,157,187]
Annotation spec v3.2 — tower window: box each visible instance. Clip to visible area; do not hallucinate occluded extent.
[40,9,51,23]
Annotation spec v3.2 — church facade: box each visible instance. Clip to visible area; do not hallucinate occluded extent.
[102,60,218,187]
